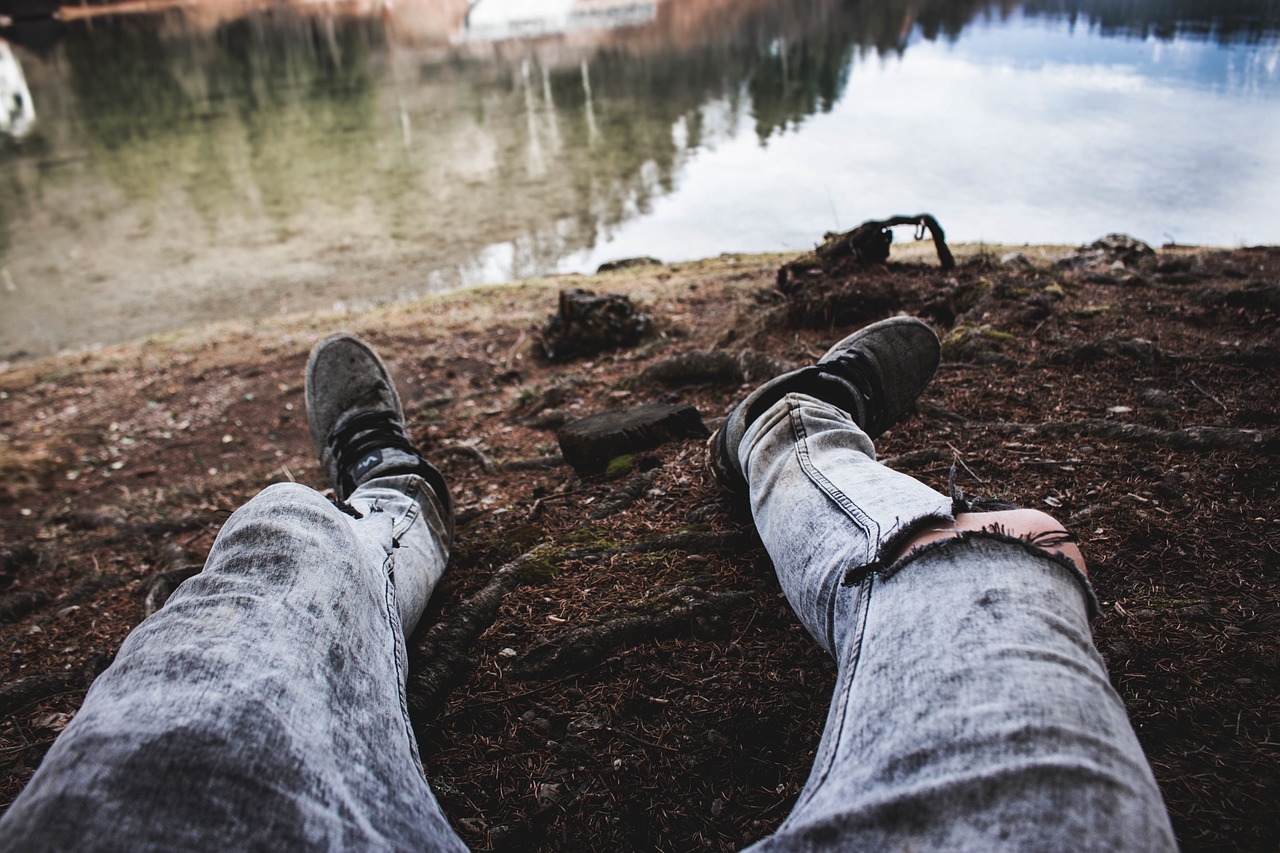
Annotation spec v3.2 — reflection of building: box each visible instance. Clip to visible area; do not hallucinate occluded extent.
[0,39,35,137]
[461,0,656,43]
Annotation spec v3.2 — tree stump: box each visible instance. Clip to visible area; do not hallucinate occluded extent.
[539,288,653,361]
[557,404,709,475]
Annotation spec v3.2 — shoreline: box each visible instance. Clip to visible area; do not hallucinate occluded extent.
[0,239,1216,371]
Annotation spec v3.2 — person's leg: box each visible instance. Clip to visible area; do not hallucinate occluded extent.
[0,334,466,852]
[739,393,1175,850]
[708,318,1175,849]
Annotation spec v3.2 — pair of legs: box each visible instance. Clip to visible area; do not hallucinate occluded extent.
[0,327,1175,850]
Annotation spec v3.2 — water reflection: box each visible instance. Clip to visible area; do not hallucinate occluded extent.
[0,0,1278,359]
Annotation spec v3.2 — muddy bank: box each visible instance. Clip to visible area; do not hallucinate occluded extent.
[1,241,1277,849]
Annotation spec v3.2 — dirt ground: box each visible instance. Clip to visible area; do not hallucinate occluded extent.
[1,239,1276,850]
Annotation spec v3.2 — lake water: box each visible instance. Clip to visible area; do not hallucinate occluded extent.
[2,0,1279,359]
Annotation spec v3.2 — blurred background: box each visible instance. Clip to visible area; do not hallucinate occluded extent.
[1,0,1278,359]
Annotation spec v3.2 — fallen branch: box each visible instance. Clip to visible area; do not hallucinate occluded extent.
[617,530,756,555]
[500,454,565,471]
[590,471,657,520]
[973,421,1280,453]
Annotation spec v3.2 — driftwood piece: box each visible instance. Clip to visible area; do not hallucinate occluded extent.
[539,288,653,362]
[638,349,794,388]
[509,587,756,679]
[557,404,709,475]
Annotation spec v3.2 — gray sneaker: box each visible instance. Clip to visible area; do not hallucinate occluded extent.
[706,316,940,493]
[305,333,452,516]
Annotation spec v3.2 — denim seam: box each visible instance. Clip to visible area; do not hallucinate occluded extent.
[784,572,873,825]
[391,480,425,543]
[380,539,430,785]
[787,401,879,653]
[788,399,879,560]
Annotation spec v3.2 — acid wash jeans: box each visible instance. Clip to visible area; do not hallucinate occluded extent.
[0,474,469,851]
[738,393,1176,851]
[0,394,1178,851]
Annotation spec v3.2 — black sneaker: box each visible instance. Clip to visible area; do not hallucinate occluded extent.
[706,316,940,493]
[305,333,452,518]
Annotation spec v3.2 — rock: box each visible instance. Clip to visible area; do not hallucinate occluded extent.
[1045,335,1160,367]
[1224,280,1280,314]
[1001,250,1034,269]
[941,325,1016,363]
[539,289,653,362]
[1138,387,1178,410]
[557,404,709,475]
[1057,234,1156,271]
[597,256,662,273]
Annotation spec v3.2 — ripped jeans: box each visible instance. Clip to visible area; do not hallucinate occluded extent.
[0,394,1176,851]
[739,394,1176,850]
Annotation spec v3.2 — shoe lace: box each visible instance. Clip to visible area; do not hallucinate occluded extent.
[328,410,420,493]
[818,349,884,409]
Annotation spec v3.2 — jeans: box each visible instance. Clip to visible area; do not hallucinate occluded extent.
[0,394,1176,851]
[738,394,1176,851]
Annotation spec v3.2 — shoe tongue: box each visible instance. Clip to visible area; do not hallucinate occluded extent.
[346,447,424,491]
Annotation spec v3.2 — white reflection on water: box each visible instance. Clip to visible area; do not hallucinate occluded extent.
[557,15,1280,277]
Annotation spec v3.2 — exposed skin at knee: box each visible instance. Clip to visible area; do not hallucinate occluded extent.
[894,509,1087,576]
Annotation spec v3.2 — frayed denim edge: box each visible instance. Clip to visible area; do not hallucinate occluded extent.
[848,531,1100,623]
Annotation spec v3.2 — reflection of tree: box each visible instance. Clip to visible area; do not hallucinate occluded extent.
[10,0,1279,297]
[63,18,198,201]
[1019,0,1280,45]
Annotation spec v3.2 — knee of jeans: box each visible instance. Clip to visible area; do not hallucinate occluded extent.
[222,483,358,554]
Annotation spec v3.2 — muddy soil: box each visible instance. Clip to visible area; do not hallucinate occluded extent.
[1,242,1276,850]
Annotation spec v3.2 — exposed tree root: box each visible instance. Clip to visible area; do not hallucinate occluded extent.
[407,545,555,716]
[509,586,756,679]
[975,421,1280,453]
[407,530,759,715]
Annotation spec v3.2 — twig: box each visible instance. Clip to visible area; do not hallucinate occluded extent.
[1184,377,1229,414]
[947,446,986,483]
[439,442,499,475]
